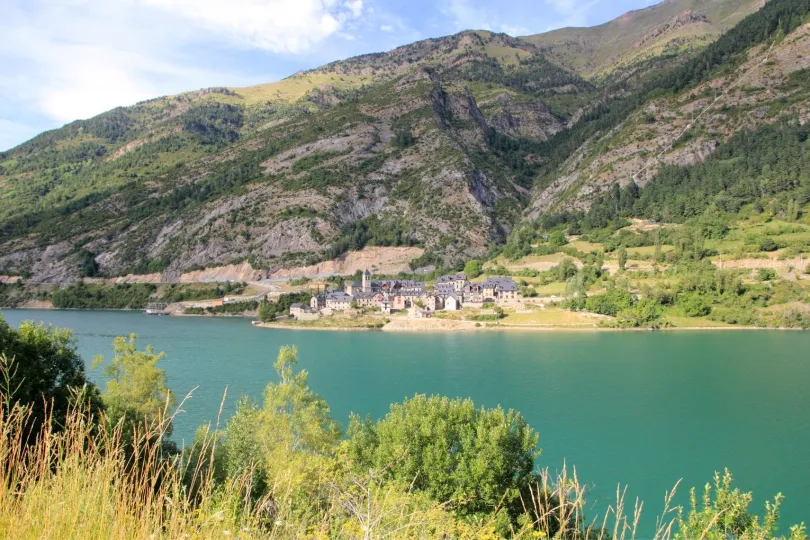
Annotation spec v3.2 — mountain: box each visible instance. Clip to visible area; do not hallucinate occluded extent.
[522,0,764,79]
[1,0,808,284]
[0,31,595,282]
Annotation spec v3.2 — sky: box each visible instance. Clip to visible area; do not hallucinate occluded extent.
[0,0,660,151]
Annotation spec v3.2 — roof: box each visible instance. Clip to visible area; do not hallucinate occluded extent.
[290,303,303,308]
[484,277,519,292]
[326,292,352,301]
[380,279,424,287]
[437,273,467,283]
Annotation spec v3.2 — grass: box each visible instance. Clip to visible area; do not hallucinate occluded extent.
[0,405,246,538]
[664,314,735,328]
[530,282,568,296]
[627,245,674,256]
[229,74,374,105]
[502,307,602,326]
[569,240,605,252]
[270,313,386,329]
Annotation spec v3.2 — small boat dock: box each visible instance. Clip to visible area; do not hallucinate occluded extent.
[144,302,170,315]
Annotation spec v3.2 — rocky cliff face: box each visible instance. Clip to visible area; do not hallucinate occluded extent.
[525,22,810,218]
[0,30,593,283]
[2,0,798,284]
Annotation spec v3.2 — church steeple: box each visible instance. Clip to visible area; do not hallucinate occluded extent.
[362,269,371,293]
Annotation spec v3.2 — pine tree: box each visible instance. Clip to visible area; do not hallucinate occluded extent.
[618,245,627,272]
[654,227,663,261]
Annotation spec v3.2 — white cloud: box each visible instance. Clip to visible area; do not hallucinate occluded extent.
[144,0,364,53]
[345,0,364,19]
[440,0,603,36]
[544,0,603,29]
[0,0,366,134]
[380,24,394,32]
[442,0,493,31]
[499,24,530,36]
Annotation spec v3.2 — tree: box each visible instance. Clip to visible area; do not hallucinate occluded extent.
[548,230,568,247]
[463,259,482,279]
[787,198,799,221]
[0,316,102,431]
[215,346,341,506]
[676,469,807,540]
[93,335,175,445]
[618,245,628,272]
[556,257,578,281]
[257,292,312,322]
[654,227,663,261]
[616,298,663,328]
[678,292,711,317]
[346,394,538,523]
[585,288,633,316]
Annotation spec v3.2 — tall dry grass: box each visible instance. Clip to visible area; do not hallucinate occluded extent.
[0,398,800,539]
[0,401,249,538]
[0,401,464,539]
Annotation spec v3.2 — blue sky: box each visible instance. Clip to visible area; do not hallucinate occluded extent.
[0,0,659,151]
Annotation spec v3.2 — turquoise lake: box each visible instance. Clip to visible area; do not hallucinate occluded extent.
[2,308,808,532]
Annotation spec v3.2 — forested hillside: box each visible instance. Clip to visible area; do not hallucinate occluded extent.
[1,0,809,284]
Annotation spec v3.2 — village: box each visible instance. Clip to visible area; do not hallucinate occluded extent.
[288,270,521,321]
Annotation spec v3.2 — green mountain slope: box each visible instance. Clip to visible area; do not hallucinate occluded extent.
[0,32,594,282]
[524,0,810,218]
[4,0,810,284]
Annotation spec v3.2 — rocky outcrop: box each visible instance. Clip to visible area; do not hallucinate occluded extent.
[525,21,810,218]
[483,94,565,140]
[268,246,424,278]
[177,261,264,283]
[634,10,710,49]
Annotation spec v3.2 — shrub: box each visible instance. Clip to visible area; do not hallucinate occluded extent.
[677,292,712,317]
[584,289,633,316]
[346,394,538,524]
[757,268,777,281]
[615,298,663,328]
[0,317,103,432]
[758,237,779,252]
[463,259,482,279]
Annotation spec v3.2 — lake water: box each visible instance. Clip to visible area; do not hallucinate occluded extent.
[2,308,808,532]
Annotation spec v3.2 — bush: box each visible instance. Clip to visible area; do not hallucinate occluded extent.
[677,292,712,317]
[258,292,312,321]
[51,283,157,309]
[0,317,102,432]
[206,300,258,315]
[615,298,663,328]
[548,230,568,247]
[463,259,482,279]
[757,268,777,281]
[584,289,633,316]
[346,394,538,523]
[758,237,779,252]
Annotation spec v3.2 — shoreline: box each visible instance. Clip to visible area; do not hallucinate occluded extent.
[253,318,805,333]
[3,307,804,333]
[1,305,255,319]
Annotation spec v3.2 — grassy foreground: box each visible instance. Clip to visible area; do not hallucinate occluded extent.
[2,402,806,539]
